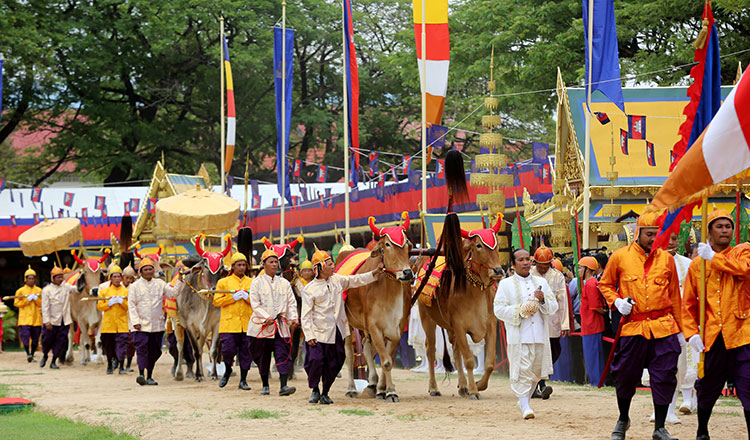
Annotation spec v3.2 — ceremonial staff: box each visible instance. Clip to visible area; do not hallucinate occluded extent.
[698,195,708,378]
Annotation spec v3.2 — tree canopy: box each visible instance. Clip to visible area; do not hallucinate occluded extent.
[0,0,747,186]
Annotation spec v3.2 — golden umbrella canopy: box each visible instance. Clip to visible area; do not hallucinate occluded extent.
[19,218,83,257]
[155,188,240,235]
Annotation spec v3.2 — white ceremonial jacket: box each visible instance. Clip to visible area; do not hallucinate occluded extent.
[494,273,558,381]
[301,272,375,344]
[531,266,569,337]
[247,273,298,339]
[41,282,77,326]
[127,277,167,332]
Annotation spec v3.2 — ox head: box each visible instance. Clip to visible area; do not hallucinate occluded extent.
[194,233,231,287]
[460,214,505,282]
[72,248,111,294]
[134,244,171,278]
[368,211,413,281]
[262,235,303,280]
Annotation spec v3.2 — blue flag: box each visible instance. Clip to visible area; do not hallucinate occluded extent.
[583,0,625,112]
[274,27,295,204]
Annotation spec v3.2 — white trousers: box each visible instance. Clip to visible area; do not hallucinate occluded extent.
[510,343,545,398]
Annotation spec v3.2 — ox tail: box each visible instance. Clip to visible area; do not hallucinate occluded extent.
[441,328,454,373]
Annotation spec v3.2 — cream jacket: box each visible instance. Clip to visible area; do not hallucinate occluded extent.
[531,266,569,337]
[127,277,166,332]
[41,282,76,326]
[247,273,298,339]
[301,272,375,344]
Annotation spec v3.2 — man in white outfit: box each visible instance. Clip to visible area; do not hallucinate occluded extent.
[494,249,558,419]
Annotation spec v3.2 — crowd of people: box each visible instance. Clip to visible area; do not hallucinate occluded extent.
[6,208,749,440]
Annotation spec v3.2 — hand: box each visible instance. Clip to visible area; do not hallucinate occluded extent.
[242,291,249,301]
[534,290,544,302]
[373,262,385,278]
[614,297,633,315]
[264,317,275,325]
[232,291,243,302]
[307,339,317,346]
[107,297,118,307]
[133,324,142,331]
[677,332,687,346]
[27,294,38,302]
[45,323,52,331]
[689,334,705,353]
[697,242,716,261]
[560,330,570,338]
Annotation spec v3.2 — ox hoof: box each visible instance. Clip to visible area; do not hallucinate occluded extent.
[194,376,204,383]
[345,391,358,398]
[186,371,194,379]
[458,387,469,397]
[365,385,377,398]
[175,371,184,381]
[429,391,441,397]
[469,393,481,401]
[376,392,386,400]
[385,393,399,403]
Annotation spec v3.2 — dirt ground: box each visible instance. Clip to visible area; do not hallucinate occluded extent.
[0,350,744,439]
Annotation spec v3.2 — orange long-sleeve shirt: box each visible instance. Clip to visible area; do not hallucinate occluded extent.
[683,243,750,351]
[599,242,684,339]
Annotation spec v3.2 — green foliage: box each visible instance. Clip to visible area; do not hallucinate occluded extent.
[236,408,287,419]
[338,409,375,416]
[0,0,747,186]
[2,309,18,342]
[0,407,136,440]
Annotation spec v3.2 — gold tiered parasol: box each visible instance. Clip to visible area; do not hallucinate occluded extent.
[155,187,240,235]
[19,218,83,257]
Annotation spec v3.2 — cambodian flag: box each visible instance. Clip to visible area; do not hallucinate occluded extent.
[619,129,628,155]
[82,208,88,222]
[368,152,379,177]
[95,196,105,210]
[252,195,261,209]
[402,155,412,174]
[594,112,610,124]
[646,142,656,166]
[63,192,74,207]
[31,187,42,203]
[628,115,646,140]
[317,165,327,183]
[10,215,15,227]
[129,198,140,213]
[148,198,157,213]
[436,159,445,179]
[272,198,279,208]
[34,213,39,224]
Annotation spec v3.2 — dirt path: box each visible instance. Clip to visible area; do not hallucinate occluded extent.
[0,351,743,439]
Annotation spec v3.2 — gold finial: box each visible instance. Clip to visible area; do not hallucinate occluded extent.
[488,44,496,93]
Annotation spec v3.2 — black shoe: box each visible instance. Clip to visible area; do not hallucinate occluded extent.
[27,354,33,363]
[611,418,630,440]
[309,390,321,403]
[219,373,231,388]
[319,394,334,405]
[119,368,127,375]
[261,385,270,395]
[696,434,710,440]
[531,388,542,398]
[279,385,296,396]
[238,381,251,391]
[39,354,48,368]
[126,367,134,372]
[49,360,59,369]
[106,367,113,375]
[652,427,676,440]
[146,378,158,386]
[136,375,147,386]
[540,385,553,400]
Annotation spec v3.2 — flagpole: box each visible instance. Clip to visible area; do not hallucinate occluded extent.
[342,0,351,244]
[220,17,226,195]
[582,0,593,248]
[280,1,287,244]
[420,0,428,219]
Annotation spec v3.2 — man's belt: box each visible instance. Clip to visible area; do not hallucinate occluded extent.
[629,307,672,322]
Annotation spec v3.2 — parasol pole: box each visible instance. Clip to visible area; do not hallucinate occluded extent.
[220,17,226,195]
[244,152,249,226]
[420,0,427,220]
[513,189,525,249]
[342,0,351,244]
[736,183,741,244]
[582,0,593,248]
[698,195,708,378]
[55,250,62,268]
[280,0,287,244]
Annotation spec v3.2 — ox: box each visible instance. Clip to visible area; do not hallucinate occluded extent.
[170,234,228,381]
[418,213,503,400]
[341,212,414,402]
[67,249,110,366]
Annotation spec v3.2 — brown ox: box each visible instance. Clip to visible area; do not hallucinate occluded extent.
[67,249,110,365]
[341,212,414,402]
[418,213,503,399]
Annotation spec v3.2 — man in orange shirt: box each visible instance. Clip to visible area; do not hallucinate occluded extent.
[682,209,750,439]
[599,212,684,440]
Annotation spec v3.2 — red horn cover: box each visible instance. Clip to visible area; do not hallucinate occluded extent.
[195,234,207,257]
[71,250,85,265]
[400,211,410,230]
[368,217,382,236]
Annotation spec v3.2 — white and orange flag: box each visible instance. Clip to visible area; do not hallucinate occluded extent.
[413,0,449,127]
[649,68,750,211]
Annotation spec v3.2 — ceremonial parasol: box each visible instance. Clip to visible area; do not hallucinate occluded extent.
[19,218,83,257]
[155,187,240,235]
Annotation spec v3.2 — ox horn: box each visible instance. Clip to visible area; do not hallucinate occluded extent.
[492,213,504,233]
[368,217,382,236]
[262,236,273,249]
[400,211,410,230]
[460,229,470,239]
[156,245,163,257]
[134,245,142,259]
[195,234,207,257]
[71,249,85,265]
[288,235,302,250]
[98,249,111,263]
[220,234,232,257]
